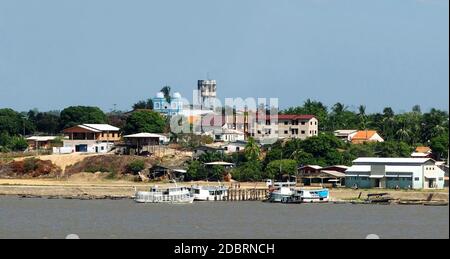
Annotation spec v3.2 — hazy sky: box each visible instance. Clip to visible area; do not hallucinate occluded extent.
[0,0,448,113]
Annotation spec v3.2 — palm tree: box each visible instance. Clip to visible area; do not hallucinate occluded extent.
[245,137,260,162]
[358,105,367,130]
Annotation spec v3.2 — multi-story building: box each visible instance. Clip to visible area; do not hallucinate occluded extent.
[62,124,121,153]
[250,114,318,140]
[197,80,217,109]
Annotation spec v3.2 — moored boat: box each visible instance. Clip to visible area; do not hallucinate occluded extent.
[267,182,296,203]
[190,185,229,201]
[287,188,330,203]
[135,186,194,204]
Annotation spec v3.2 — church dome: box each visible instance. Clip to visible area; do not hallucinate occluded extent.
[156,92,165,98]
[173,92,182,99]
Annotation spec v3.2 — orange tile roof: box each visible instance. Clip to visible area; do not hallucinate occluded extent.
[351,130,377,140]
[415,146,432,153]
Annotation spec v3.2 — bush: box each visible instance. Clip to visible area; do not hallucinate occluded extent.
[85,166,112,173]
[127,160,146,174]
[23,158,39,173]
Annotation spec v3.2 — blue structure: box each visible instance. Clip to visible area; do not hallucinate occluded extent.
[152,92,183,116]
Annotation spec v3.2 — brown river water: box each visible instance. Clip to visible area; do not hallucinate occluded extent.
[0,196,448,239]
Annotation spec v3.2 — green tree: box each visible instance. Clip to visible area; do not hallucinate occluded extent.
[357,105,367,130]
[132,99,153,110]
[232,160,263,181]
[122,110,166,135]
[375,141,412,157]
[127,160,146,175]
[209,165,225,180]
[59,106,107,129]
[430,133,449,161]
[244,137,260,161]
[265,159,298,180]
[0,108,34,135]
[186,160,207,180]
[30,111,60,134]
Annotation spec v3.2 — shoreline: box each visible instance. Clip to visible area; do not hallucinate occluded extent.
[0,179,448,204]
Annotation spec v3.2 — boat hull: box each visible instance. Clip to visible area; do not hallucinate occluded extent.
[134,192,194,204]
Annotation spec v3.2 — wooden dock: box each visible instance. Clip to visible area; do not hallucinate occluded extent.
[225,188,268,201]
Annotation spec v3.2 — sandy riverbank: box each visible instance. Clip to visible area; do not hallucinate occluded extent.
[0,178,448,201]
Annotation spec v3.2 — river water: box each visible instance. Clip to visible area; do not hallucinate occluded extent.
[0,196,448,239]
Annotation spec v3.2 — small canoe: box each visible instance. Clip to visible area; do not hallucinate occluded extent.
[423,201,448,206]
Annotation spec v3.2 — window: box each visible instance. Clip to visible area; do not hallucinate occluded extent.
[301,130,306,134]
[414,177,420,181]
[101,133,104,137]
[284,131,288,134]
[301,122,306,125]
[310,121,313,125]
[284,121,288,125]
[439,177,444,181]
[236,147,240,152]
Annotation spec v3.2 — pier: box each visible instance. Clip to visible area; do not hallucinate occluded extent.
[225,188,268,201]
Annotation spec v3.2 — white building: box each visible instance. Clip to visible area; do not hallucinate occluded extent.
[62,124,121,153]
[222,141,249,154]
[333,130,358,142]
[345,157,445,190]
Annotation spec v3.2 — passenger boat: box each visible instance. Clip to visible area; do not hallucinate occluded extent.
[190,185,229,201]
[134,185,194,204]
[280,188,330,203]
[267,182,297,203]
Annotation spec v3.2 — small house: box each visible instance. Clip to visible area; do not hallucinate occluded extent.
[350,130,384,144]
[26,136,59,151]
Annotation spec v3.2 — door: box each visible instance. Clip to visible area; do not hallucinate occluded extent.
[374,179,381,188]
[429,179,435,188]
[75,144,88,152]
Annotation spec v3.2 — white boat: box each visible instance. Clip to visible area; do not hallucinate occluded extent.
[267,182,297,203]
[134,185,194,204]
[191,185,229,201]
[287,188,330,203]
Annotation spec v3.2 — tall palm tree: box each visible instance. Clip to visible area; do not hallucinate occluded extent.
[358,105,367,130]
[160,86,171,103]
[245,137,260,162]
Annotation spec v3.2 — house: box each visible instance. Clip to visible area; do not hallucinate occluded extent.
[251,114,319,141]
[350,130,384,144]
[149,165,187,181]
[62,124,121,153]
[26,136,59,151]
[298,165,323,176]
[221,140,254,154]
[122,133,168,155]
[411,146,433,158]
[298,165,347,187]
[333,130,358,142]
[345,157,445,189]
[193,145,225,158]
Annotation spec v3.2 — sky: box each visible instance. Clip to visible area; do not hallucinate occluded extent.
[0,0,448,113]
